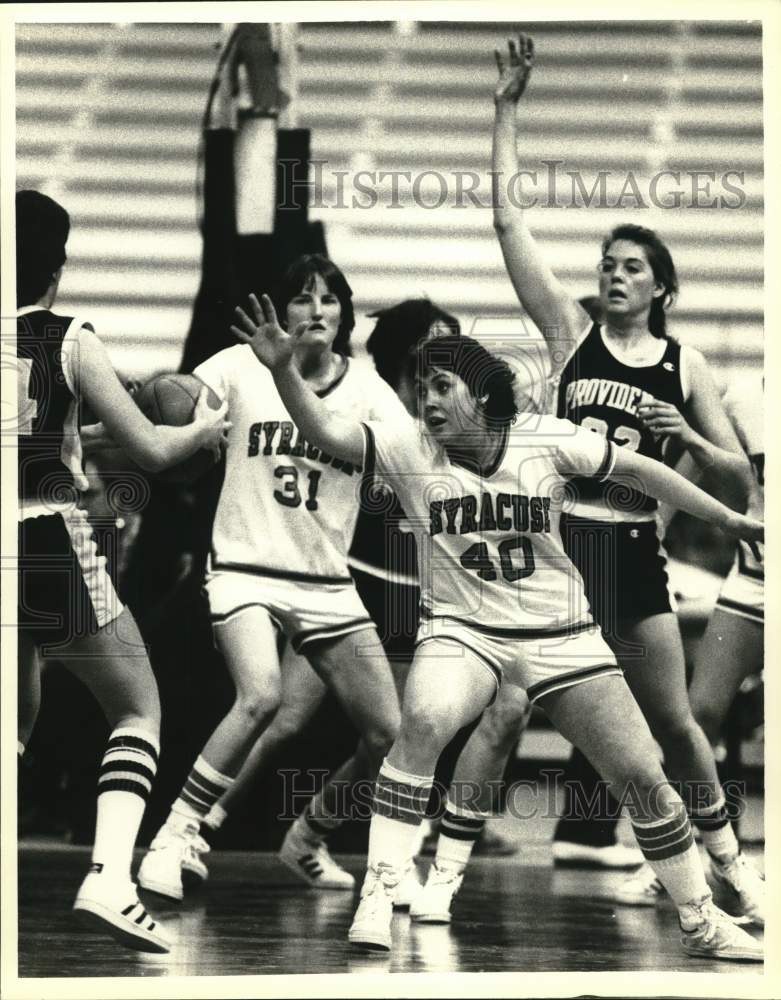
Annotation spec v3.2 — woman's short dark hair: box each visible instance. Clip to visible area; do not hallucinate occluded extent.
[275,254,355,356]
[417,335,518,429]
[367,298,460,390]
[16,190,70,306]
[602,223,678,339]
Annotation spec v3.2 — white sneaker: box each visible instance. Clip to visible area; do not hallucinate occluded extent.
[348,863,399,951]
[181,832,211,886]
[138,821,200,901]
[680,896,763,962]
[409,863,464,924]
[710,853,765,926]
[553,841,644,869]
[279,821,355,890]
[609,862,665,906]
[73,869,171,953]
[394,862,423,910]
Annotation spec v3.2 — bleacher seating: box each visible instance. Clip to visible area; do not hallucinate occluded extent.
[15,20,763,383]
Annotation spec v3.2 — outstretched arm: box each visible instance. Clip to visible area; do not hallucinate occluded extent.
[231,294,365,466]
[76,328,230,471]
[609,446,762,555]
[493,34,589,374]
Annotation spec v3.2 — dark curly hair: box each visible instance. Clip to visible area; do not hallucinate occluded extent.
[416,335,518,429]
[274,254,355,356]
[602,223,678,340]
[16,190,70,306]
[367,298,460,391]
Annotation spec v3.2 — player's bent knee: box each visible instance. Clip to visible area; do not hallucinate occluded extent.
[233,690,281,731]
[398,706,452,756]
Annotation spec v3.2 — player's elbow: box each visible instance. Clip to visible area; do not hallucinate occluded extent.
[131,435,170,473]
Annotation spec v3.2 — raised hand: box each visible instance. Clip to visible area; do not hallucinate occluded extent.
[494,33,534,105]
[231,293,300,372]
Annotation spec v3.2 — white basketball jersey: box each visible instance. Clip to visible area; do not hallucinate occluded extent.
[195,346,409,581]
[363,413,616,632]
[722,375,764,577]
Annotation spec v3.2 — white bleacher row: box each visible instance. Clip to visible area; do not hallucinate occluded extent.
[15,86,764,133]
[16,50,764,102]
[15,119,764,173]
[12,170,765,243]
[15,21,763,67]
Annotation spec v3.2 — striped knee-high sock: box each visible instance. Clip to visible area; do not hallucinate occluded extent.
[368,759,433,873]
[689,796,739,863]
[169,755,234,831]
[91,727,159,879]
[632,803,710,907]
[434,797,488,872]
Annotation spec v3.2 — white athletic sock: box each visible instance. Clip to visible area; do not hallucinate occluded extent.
[409,817,434,858]
[632,804,710,908]
[689,797,739,863]
[435,797,489,872]
[18,741,25,757]
[91,727,159,880]
[202,802,228,832]
[169,755,234,831]
[368,758,433,874]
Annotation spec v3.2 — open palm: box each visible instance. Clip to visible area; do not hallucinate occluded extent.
[231,293,297,371]
[494,33,534,105]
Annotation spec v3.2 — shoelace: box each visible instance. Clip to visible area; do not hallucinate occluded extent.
[429,865,462,887]
[191,834,211,855]
[685,899,748,941]
[364,864,399,897]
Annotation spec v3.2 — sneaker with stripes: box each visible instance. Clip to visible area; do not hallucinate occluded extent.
[73,871,170,953]
[278,819,355,890]
[138,820,201,901]
[680,896,763,962]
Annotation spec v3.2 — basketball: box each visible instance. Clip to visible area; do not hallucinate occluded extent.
[135,373,224,483]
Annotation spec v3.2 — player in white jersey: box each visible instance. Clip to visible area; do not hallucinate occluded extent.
[233,295,764,961]
[493,34,763,920]
[138,255,406,900]
[688,376,764,758]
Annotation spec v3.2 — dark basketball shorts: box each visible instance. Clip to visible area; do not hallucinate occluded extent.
[560,512,673,631]
[16,507,122,652]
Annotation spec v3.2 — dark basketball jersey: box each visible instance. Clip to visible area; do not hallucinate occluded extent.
[17,309,86,505]
[556,323,684,516]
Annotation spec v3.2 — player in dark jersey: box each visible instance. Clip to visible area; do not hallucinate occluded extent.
[492,34,763,922]
[14,191,229,954]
